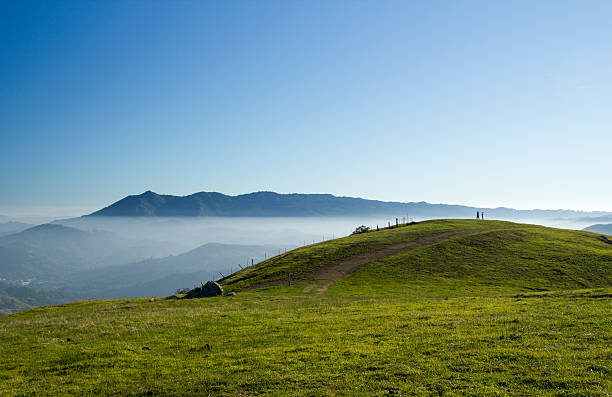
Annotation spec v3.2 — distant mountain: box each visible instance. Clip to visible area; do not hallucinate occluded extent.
[89,190,414,217]
[0,221,34,238]
[0,227,274,312]
[583,224,612,236]
[88,190,612,220]
[0,224,170,283]
[66,242,278,299]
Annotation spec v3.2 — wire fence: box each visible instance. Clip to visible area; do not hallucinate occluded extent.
[211,215,420,283]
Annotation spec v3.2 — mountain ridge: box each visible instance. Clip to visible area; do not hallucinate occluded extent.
[88,190,612,219]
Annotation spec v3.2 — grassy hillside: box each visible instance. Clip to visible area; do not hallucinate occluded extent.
[222,219,612,295]
[1,290,610,395]
[1,219,611,395]
[332,227,612,297]
[221,220,513,290]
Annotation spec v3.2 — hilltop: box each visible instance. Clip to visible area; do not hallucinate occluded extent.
[221,219,612,296]
[88,190,611,221]
[1,220,611,395]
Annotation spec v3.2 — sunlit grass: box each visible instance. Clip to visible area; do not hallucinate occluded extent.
[1,219,612,395]
[1,291,611,395]
[222,219,526,291]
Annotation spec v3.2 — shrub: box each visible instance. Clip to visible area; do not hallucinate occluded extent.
[352,225,370,235]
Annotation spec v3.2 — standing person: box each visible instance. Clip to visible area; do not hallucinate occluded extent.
[482,211,484,220]
[476,211,480,219]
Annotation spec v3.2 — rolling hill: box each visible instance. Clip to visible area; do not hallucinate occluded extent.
[221,219,612,295]
[1,219,611,395]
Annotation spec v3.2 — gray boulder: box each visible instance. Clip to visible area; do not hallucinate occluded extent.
[183,281,224,299]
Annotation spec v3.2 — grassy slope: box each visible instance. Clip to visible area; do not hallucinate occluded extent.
[1,220,612,395]
[332,227,612,297]
[222,219,526,291]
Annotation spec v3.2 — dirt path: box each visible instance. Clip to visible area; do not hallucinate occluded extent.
[240,229,490,294]
[302,229,489,295]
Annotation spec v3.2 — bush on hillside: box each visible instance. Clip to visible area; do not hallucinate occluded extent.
[352,225,370,235]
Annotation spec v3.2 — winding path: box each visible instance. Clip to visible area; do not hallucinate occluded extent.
[301,229,490,295]
[241,229,491,295]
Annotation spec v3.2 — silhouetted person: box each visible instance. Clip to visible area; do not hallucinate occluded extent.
[481,211,484,220]
[476,211,480,219]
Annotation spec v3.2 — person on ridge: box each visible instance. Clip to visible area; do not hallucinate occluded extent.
[476,211,480,219]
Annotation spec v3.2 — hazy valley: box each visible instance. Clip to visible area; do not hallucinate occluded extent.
[1,191,611,317]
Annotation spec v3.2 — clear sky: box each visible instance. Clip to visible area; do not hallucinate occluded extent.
[1,1,611,216]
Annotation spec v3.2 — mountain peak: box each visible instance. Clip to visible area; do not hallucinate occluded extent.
[86,191,612,220]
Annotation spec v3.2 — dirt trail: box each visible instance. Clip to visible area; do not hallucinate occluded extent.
[302,229,489,295]
[240,229,490,294]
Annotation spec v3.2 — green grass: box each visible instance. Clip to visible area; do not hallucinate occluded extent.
[222,219,526,291]
[1,292,610,395]
[1,219,612,395]
[332,227,612,298]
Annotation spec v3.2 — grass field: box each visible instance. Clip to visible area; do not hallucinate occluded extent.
[1,219,611,395]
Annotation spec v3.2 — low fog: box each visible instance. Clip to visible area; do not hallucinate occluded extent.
[55,214,602,252]
[55,216,421,254]
[1,213,608,314]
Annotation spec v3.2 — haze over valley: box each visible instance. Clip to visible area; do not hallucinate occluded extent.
[1,190,611,315]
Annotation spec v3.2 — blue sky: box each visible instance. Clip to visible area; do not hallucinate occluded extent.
[1,1,611,216]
